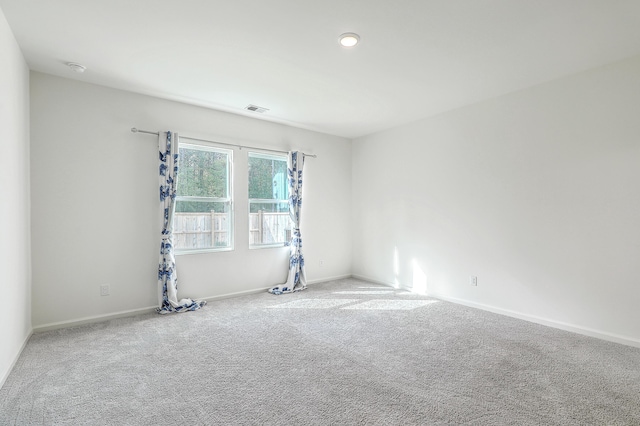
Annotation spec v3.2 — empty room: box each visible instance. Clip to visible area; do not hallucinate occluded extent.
[1,0,640,424]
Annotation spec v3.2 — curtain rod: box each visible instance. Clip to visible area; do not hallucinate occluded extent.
[131,128,317,158]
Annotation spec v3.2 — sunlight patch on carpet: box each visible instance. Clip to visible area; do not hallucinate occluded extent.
[268,299,358,309]
[333,290,395,295]
[341,299,438,310]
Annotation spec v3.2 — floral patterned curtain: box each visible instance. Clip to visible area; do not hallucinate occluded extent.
[269,151,307,295]
[158,131,206,313]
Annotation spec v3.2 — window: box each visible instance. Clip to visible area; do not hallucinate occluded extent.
[174,143,233,252]
[248,152,291,248]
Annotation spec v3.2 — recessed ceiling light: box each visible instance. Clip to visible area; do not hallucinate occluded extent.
[339,33,360,47]
[67,62,86,73]
[245,104,269,113]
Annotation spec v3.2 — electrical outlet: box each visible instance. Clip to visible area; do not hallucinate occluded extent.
[319,260,325,268]
[100,284,110,296]
[470,276,478,286]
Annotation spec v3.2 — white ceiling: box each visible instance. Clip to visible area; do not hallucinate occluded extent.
[2,0,640,139]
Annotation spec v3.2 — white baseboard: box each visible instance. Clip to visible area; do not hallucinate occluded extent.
[202,286,272,302]
[202,274,353,301]
[33,275,354,333]
[351,274,397,288]
[34,289,280,332]
[430,293,640,349]
[32,273,639,349]
[307,274,353,285]
[352,273,640,349]
[33,306,158,333]
[1,329,33,390]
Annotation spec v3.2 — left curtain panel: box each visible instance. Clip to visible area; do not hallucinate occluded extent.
[158,131,206,313]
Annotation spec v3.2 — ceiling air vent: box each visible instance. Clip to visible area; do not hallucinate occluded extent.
[245,104,269,113]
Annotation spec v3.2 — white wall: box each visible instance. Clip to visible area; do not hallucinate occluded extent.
[30,72,352,327]
[0,9,31,385]
[352,55,640,345]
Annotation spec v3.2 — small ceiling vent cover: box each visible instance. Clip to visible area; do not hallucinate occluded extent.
[245,104,269,113]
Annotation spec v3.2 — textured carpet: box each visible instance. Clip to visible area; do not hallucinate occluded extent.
[1,278,639,425]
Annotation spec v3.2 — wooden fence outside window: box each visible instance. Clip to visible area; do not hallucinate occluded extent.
[172,211,291,250]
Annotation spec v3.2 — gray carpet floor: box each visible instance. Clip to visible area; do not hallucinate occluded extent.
[1,278,639,425]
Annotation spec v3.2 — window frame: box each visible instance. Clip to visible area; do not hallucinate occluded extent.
[174,142,234,255]
[248,151,291,249]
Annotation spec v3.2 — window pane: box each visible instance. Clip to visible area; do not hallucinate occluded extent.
[249,203,291,246]
[174,200,231,250]
[177,146,228,198]
[174,143,233,252]
[248,154,288,200]
[248,153,291,247]
[249,201,289,213]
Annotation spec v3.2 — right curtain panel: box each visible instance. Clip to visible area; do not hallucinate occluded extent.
[269,151,307,294]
